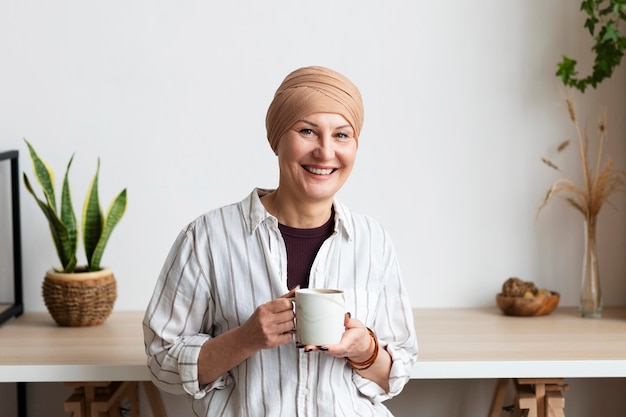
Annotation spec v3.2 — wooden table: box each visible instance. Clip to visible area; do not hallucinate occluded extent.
[410,307,626,379]
[0,311,164,417]
[1,307,625,416]
[411,306,626,417]
[0,311,149,383]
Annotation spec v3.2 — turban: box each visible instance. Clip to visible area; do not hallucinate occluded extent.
[265,66,364,152]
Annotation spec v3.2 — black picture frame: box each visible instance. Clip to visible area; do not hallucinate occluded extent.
[0,149,23,325]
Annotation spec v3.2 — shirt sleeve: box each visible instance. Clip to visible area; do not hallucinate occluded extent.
[352,234,419,402]
[142,226,233,399]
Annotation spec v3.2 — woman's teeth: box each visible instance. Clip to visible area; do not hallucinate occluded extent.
[305,166,334,175]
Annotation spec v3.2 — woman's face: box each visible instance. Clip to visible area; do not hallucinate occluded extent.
[275,112,357,205]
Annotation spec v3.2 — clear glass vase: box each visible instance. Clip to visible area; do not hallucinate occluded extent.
[580,218,602,318]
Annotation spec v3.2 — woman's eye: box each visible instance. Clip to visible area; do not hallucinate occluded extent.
[300,128,314,135]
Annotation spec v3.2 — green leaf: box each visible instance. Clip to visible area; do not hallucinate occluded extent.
[82,159,104,267]
[601,21,621,42]
[556,55,579,86]
[584,16,599,35]
[88,188,127,271]
[23,173,77,271]
[60,154,78,266]
[581,0,596,16]
[24,139,57,213]
[600,4,614,16]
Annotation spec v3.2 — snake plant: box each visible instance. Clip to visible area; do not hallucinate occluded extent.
[22,139,127,273]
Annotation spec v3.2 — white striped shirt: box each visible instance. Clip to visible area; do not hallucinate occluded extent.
[143,188,418,416]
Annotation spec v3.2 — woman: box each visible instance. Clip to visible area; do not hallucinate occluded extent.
[143,66,418,416]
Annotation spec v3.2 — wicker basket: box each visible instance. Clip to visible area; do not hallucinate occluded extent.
[42,268,117,327]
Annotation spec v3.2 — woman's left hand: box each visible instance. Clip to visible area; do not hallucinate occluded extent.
[306,313,392,392]
[300,313,373,362]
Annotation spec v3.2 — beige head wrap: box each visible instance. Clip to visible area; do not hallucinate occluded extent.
[265,66,364,152]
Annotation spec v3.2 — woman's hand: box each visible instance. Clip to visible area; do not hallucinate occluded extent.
[307,313,391,391]
[198,288,297,386]
[239,288,297,351]
[299,313,372,360]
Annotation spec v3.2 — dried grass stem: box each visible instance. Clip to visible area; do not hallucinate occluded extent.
[538,98,626,223]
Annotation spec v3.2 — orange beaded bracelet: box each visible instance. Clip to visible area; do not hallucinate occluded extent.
[346,327,378,371]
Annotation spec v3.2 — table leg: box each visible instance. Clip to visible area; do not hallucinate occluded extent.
[516,379,567,417]
[488,378,509,417]
[546,391,565,417]
[514,382,537,417]
[64,381,168,417]
[535,382,546,417]
[89,381,137,417]
[64,391,86,417]
[17,382,27,417]
[65,382,137,417]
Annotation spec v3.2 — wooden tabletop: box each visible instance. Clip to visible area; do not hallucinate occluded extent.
[0,311,149,382]
[411,306,626,378]
[1,307,625,382]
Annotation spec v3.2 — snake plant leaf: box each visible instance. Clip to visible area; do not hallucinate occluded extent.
[88,188,127,271]
[24,139,57,212]
[82,159,103,268]
[23,173,77,272]
[61,154,78,263]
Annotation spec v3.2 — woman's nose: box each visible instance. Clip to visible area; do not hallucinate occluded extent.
[313,136,334,160]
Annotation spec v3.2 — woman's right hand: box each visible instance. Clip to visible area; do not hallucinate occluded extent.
[198,287,298,386]
[239,287,297,351]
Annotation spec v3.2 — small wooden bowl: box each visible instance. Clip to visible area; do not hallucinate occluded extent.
[496,292,560,317]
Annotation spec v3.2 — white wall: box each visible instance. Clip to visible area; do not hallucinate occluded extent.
[1,1,626,416]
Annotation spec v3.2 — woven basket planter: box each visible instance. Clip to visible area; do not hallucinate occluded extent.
[42,267,117,327]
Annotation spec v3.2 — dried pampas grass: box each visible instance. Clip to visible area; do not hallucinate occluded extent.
[537,98,626,223]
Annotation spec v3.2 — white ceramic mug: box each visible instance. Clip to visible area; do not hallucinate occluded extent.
[293,288,345,346]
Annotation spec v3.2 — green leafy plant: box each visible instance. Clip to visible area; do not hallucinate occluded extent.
[22,139,128,273]
[556,0,626,93]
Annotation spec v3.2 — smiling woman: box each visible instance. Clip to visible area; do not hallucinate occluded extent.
[264,112,358,226]
[143,66,418,417]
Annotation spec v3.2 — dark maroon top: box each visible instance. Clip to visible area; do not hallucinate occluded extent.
[279,211,334,289]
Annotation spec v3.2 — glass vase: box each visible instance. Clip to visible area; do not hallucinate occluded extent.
[580,218,602,318]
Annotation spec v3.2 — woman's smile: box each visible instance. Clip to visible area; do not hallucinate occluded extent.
[303,165,336,175]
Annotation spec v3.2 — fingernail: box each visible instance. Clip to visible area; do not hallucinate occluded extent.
[319,347,328,351]
[347,312,352,318]
[296,344,305,349]
[304,348,312,353]
[290,285,301,291]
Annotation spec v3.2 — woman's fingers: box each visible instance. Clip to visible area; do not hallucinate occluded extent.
[344,314,364,329]
[243,296,295,349]
[280,285,300,299]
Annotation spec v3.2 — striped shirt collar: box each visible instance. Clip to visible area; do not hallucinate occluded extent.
[244,188,353,240]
